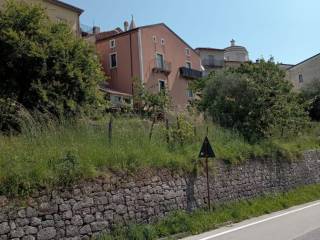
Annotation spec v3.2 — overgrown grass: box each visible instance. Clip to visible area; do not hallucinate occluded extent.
[0,112,320,197]
[96,184,320,240]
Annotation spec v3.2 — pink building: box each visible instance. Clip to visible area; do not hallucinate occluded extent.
[95,20,202,110]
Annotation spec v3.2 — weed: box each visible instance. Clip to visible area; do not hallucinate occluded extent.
[97,184,320,240]
[0,113,320,196]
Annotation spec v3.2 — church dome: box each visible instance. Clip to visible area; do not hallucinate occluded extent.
[224,39,249,62]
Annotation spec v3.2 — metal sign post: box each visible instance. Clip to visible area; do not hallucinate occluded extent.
[199,136,215,210]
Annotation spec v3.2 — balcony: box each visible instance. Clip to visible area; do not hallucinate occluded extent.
[179,67,202,79]
[152,59,171,75]
[202,58,225,68]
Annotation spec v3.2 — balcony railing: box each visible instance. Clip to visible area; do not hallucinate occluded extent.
[152,59,171,75]
[202,58,225,68]
[179,67,202,79]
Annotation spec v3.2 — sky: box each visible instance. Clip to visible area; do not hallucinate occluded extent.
[65,0,320,64]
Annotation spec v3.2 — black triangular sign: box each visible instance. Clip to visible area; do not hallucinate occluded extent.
[199,136,215,158]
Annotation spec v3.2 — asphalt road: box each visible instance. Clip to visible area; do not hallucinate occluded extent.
[182,200,320,240]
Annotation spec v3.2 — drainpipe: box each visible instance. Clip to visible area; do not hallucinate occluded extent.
[138,28,144,84]
[129,32,133,81]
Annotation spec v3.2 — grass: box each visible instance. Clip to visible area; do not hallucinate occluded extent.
[96,184,320,240]
[1,112,320,197]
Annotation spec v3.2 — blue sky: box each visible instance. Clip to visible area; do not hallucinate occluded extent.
[65,0,319,64]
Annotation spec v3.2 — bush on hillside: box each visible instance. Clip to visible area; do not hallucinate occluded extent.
[195,59,309,141]
[0,1,106,132]
[301,78,320,121]
[168,114,195,146]
[132,78,171,117]
[0,98,20,133]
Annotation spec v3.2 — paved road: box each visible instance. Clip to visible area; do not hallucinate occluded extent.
[182,200,320,240]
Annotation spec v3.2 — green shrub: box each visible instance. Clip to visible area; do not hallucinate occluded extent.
[127,225,157,240]
[0,98,20,133]
[0,1,106,131]
[0,171,34,197]
[49,151,82,186]
[132,78,171,117]
[196,59,309,141]
[168,114,195,147]
[301,78,320,121]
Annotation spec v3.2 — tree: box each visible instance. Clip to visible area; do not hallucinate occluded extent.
[132,78,171,117]
[197,59,309,141]
[301,78,320,121]
[0,1,106,131]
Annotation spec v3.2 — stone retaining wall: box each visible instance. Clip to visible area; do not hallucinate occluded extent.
[1,150,320,240]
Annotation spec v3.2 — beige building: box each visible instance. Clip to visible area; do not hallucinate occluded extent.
[0,0,83,35]
[195,48,225,75]
[196,39,249,76]
[286,53,320,89]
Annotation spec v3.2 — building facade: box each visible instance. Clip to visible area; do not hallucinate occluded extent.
[0,0,83,35]
[286,53,320,89]
[95,22,202,110]
[196,40,249,75]
[195,48,225,73]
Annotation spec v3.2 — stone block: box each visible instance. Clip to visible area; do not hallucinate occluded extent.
[0,222,10,235]
[37,227,56,240]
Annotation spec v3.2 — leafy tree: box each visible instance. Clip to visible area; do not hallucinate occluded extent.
[0,1,106,131]
[197,59,309,141]
[169,114,195,146]
[301,78,320,121]
[132,78,171,117]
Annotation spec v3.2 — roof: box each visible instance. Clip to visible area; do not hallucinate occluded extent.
[225,60,249,63]
[195,47,225,52]
[100,88,132,97]
[95,30,122,41]
[278,63,294,70]
[288,52,320,70]
[96,23,199,56]
[225,45,248,53]
[45,0,84,14]
[278,63,294,67]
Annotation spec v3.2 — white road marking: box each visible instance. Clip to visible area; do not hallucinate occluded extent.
[196,201,320,240]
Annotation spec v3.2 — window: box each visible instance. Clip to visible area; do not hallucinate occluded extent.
[152,35,157,43]
[185,48,191,56]
[186,61,192,69]
[299,74,304,83]
[161,38,165,45]
[156,53,164,68]
[208,55,215,63]
[110,53,117,68]
[109,39,116,49]
[159,80,165,92]
[186,89,193,98]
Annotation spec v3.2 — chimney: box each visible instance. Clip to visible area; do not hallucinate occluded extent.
[231,39,235,46]
[129,15,136,30]
[124,21,129,31]
[93,26,100,35]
